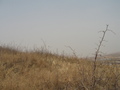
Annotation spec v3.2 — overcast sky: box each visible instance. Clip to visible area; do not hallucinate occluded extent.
[0,0,120,57]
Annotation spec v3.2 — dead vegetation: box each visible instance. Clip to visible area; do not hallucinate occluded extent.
[0,45,120,90]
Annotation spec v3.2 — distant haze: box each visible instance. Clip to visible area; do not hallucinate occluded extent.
[0,0,120,57]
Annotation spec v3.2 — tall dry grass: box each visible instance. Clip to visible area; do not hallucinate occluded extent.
[0,45,120,90]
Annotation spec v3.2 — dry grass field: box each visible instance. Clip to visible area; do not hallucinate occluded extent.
[0,45,120,90]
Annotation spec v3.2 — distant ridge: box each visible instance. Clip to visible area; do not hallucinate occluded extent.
[106,52,120,58]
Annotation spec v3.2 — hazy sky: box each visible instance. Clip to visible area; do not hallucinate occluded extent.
[0,0,120,57]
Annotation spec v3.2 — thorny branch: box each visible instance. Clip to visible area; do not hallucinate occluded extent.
[92,25,115,90]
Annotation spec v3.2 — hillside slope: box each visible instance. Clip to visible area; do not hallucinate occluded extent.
[0,46,120,90]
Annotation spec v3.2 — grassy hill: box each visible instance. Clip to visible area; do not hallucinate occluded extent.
[0,45,120,90]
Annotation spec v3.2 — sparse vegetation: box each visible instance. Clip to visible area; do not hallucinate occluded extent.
[0,44,120,90]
